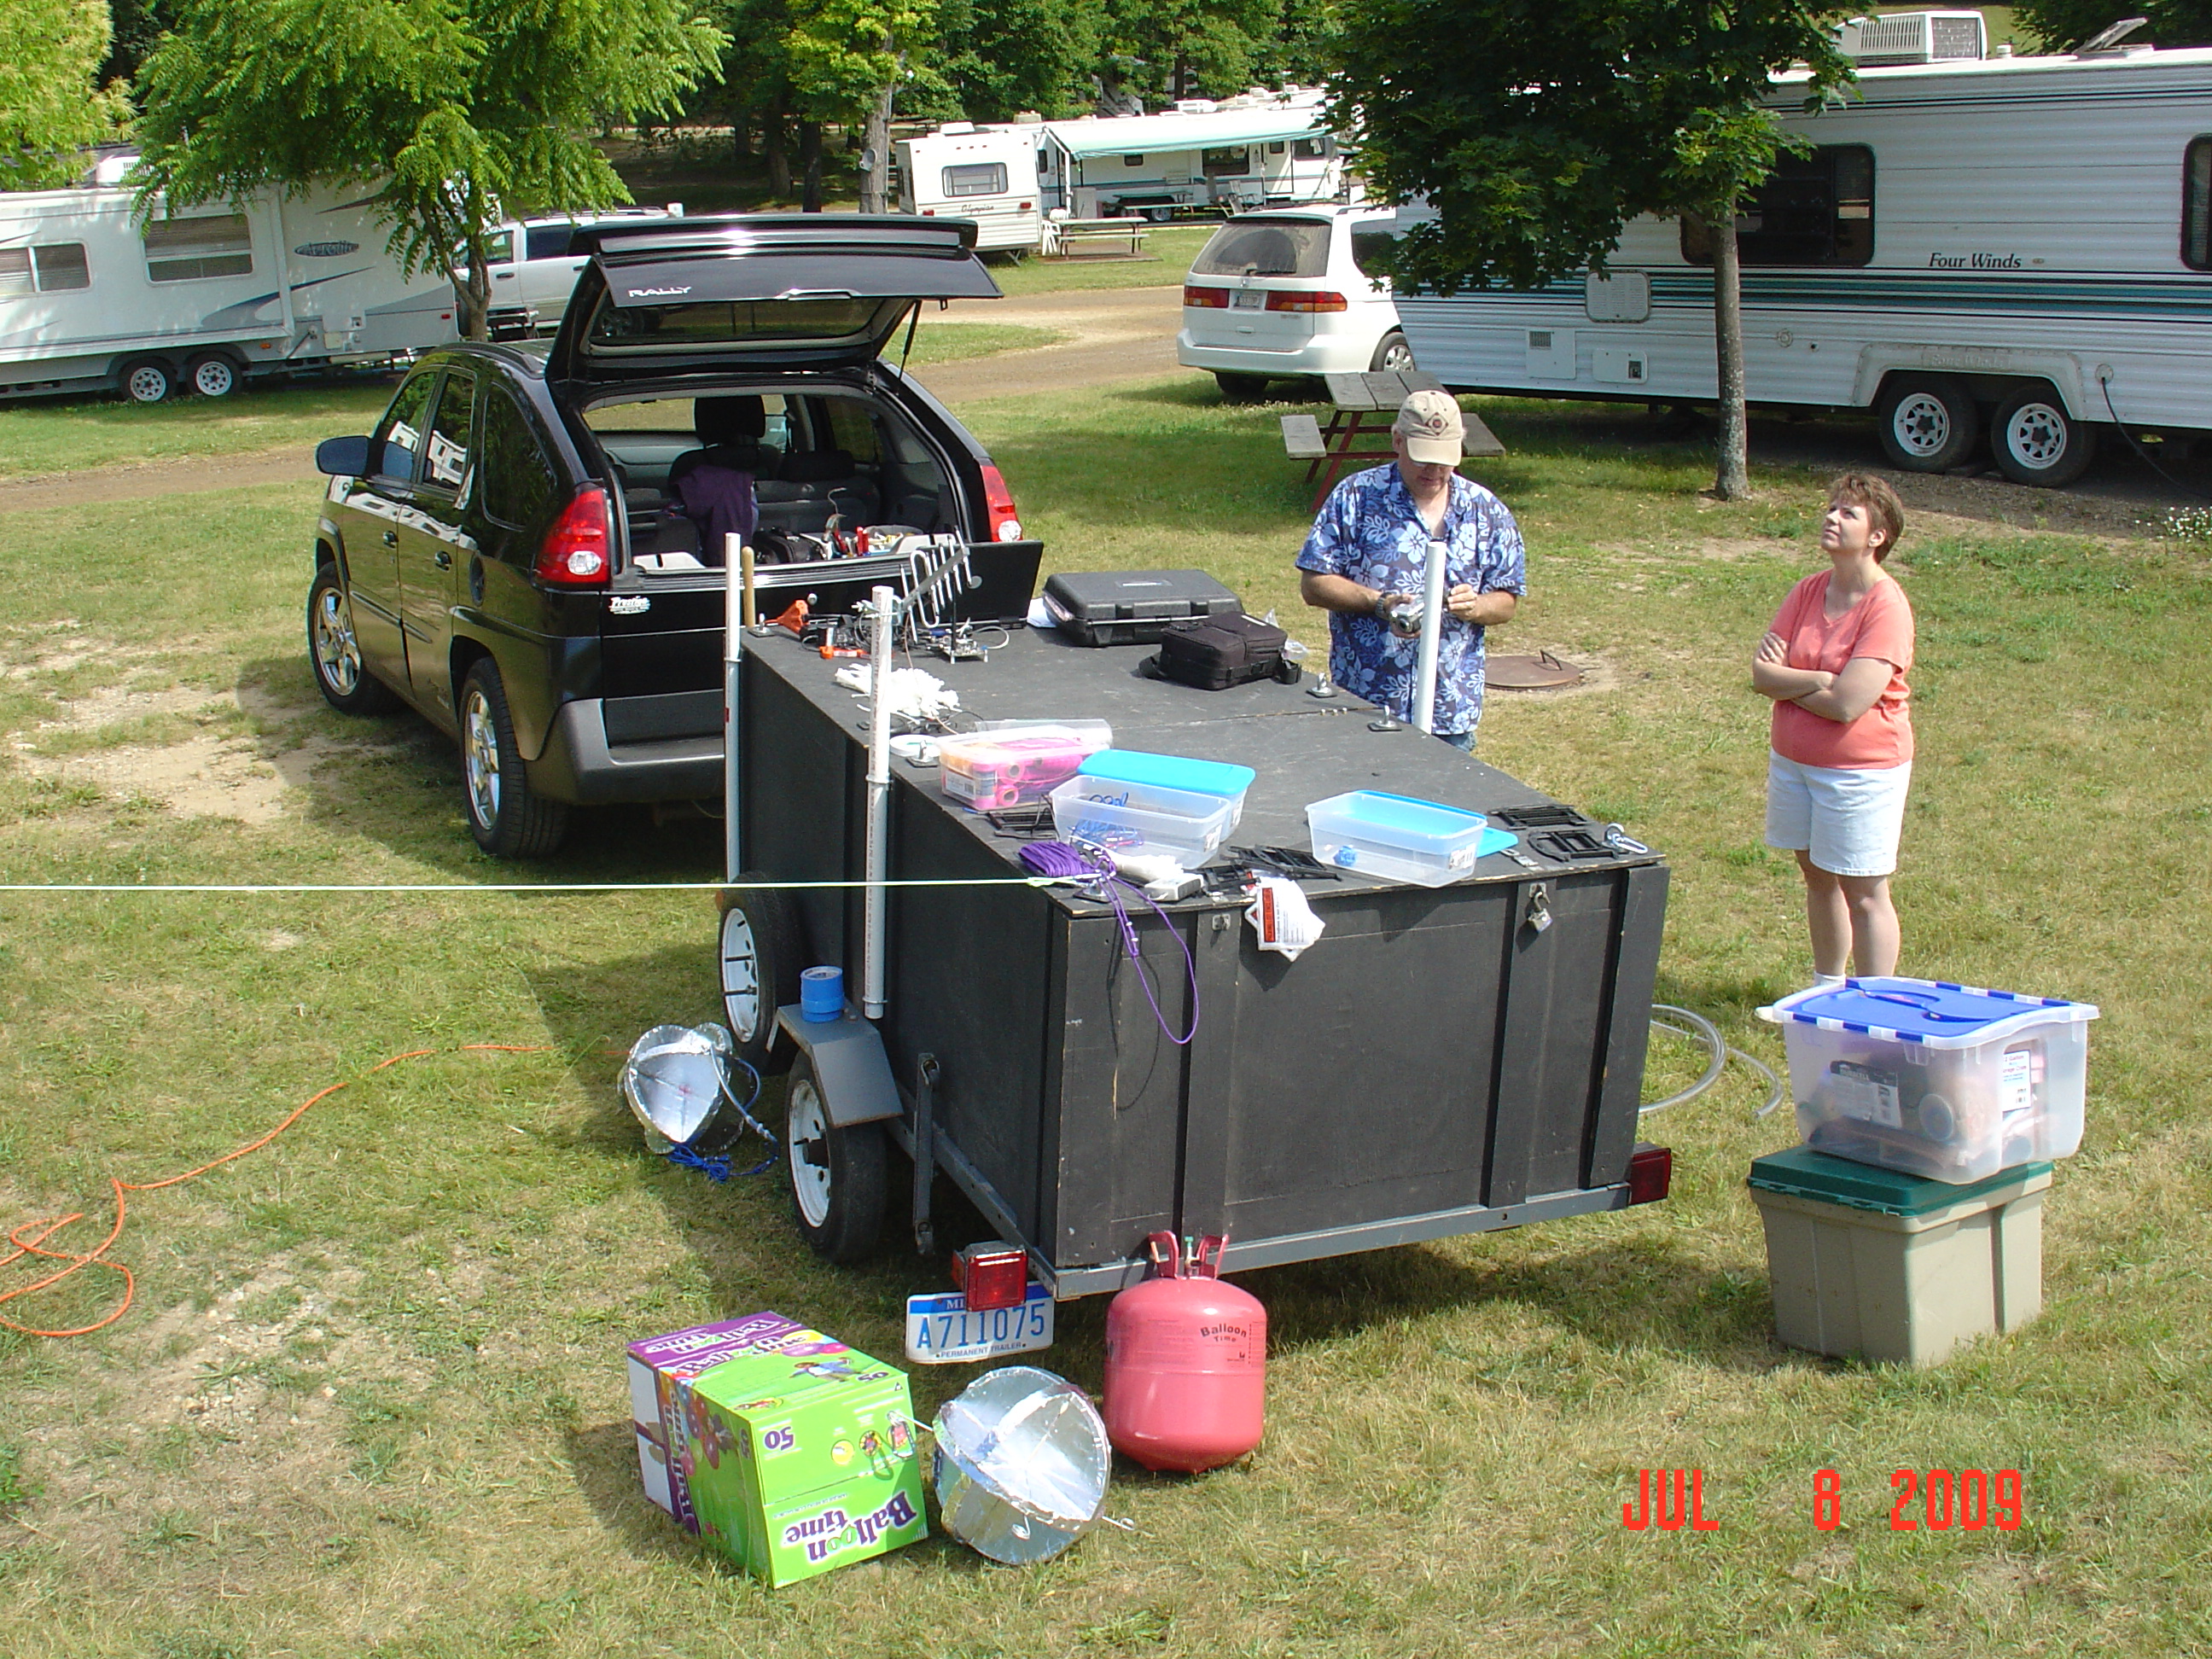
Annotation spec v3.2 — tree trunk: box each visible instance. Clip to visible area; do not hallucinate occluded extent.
[859,71,894,213]
[1708,206,1749,499]
[800,120,824,212]
[766,102,792,199]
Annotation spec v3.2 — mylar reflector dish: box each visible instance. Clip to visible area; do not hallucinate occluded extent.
[932,1365,1110,1565]
[620,1023,737,1152]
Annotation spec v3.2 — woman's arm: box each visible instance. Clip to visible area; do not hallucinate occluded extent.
[1788,655,1893,724]
[1752,631,1833,701]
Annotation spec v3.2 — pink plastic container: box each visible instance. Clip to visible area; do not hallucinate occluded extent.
[1103,1232,1266,1473]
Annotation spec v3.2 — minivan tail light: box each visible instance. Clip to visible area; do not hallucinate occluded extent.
[1266,290,1348,313]
[979,463,1024,542]
[1184,284,1231,308]
[536,486,611,585]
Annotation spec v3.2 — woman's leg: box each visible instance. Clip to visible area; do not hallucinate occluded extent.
[1796,850,1852,976]
[1838,873,1900,976]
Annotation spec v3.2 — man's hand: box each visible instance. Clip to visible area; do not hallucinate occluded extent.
[1445,585,1517,626]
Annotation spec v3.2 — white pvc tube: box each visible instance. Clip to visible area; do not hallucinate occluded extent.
[1412,537,1447,736]
[864,584,895,1020]
[724,533,745,882]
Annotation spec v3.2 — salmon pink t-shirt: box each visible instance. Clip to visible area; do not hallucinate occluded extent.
[1768,571,1914,770]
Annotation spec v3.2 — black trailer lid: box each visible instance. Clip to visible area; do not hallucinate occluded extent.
[547,214,1003,384]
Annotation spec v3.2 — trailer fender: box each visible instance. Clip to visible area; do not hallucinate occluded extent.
[771,1007,903,1126]
[1854,346,2090,418]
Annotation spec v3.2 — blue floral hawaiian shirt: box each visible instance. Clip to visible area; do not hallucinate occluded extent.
[1295,465,1528,736]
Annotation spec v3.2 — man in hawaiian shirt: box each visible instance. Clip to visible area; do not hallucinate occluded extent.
[1295,390,1525,750]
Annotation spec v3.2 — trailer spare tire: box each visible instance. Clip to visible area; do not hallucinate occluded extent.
[1990,389,2098,486]
[1875,375,1978,472]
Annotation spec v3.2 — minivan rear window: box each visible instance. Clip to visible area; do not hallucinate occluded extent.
[586,297,904,352]
[1190,218,1330,279]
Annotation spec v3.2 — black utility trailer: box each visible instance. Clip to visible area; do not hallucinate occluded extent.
[719,626,1670,1296]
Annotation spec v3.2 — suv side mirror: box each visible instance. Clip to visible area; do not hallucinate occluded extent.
[316,436,373,476]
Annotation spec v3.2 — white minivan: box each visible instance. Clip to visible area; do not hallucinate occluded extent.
[480,206,684,339]
[1175,206,1412,400]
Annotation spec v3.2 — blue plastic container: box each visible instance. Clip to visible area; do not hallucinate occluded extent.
[800,965,845,1022]
[1075,749,1255,804]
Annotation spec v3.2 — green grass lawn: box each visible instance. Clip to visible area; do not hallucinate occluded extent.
[2,381,2209,1656]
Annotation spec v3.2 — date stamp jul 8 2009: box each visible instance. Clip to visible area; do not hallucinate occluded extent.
[1621,1468,2026,1532]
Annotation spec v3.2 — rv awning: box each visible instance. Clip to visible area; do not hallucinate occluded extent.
[1045,106,1330,159]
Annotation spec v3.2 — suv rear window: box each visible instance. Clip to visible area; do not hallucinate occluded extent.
[586,298,904,352]
[1190,219,1330,278]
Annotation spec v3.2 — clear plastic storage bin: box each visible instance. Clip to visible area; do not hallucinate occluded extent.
[1050,774,1242,863]
[1305,791,1491,888]
[1757,977,2098,1184]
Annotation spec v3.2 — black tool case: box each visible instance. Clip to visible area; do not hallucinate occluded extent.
[1041,569,1243,646]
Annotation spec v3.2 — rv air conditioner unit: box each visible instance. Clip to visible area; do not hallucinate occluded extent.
[1837,11,1987,64]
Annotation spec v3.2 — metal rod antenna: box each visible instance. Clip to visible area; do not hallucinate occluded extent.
[1412,537,1447,736]
[724,533,745,881]
[864,584,895,1019]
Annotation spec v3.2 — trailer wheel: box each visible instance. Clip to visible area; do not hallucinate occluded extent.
[1371,331,1415,374]
[785,1054,887,1262]
[717,877,805,1073]
[458,659,568,859]
[1875,376,1977,471]
[187,354,239,398]
[307,564,402,715]
[1144,206,1173,224]
[120,358,173,405]
[1990,390,2098,487]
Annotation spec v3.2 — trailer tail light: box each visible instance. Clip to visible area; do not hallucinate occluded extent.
[953,1242,1030,1311]
[1266,290,1348,313]
[980,463,1024,541]
[1627,1144,1673,1206]
[536,486,611,585]
[1183,284,1231,308]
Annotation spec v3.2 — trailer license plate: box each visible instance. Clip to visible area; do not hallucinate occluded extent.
[904,1284,1054,1365]
[1232,289,1265,309]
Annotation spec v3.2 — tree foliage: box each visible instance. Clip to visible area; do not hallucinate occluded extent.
[132,0,725,332]
[0,0,130,189]
[2011,0,2212,49]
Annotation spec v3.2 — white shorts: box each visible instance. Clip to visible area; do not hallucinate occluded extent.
[1765,753,1912,878]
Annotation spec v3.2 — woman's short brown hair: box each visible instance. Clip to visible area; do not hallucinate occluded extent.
[1827,473,1906,562]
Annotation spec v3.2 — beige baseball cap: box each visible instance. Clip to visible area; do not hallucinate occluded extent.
[1393,389,1464,464]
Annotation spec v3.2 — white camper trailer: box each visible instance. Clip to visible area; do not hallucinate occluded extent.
[894,124,1043,253]
[1392,27,2212,486]
[0,157,457,402]
[1038,92,1345,222]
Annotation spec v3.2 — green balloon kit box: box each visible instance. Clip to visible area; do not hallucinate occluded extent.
[627,1312,928,1586]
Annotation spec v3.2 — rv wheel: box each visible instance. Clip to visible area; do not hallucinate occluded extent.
[187,354,238,399]
[1991,391,2097,487]
[119,359,173,405]
[1875,376,1977,472]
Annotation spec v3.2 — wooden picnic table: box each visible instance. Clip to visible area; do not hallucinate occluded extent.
[1280,370,1506,511]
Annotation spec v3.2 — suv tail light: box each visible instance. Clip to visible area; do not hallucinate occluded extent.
[1183,284,1231,309]
[979,463,1024,542]
[1627,1144,1673,1206]
[1266,290,1348,313]
[536,486,611,586]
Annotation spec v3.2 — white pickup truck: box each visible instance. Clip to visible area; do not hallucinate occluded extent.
[480,206,684,339]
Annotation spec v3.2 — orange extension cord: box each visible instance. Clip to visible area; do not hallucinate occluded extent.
[0,1043,551,1340]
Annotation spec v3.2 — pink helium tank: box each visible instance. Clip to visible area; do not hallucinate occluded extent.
[1103,1232,1266,1472]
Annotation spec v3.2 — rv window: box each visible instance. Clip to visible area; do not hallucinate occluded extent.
[1293,137,1327,160]
[1202,147,1251,178]
[1123,154,1145,167]
[1267,142,1286,155]
[1350,230,1400,281]
[942,163,1008,199]
[422,371,476,492]
[143,213,254,282]
[1190,218,1330,278]
[370,373,439,484]
[0,244,90,297]
[527,225,579,262]
[480,388,557,529]
[2185,137,2212,270]
[1680,146,1874,268]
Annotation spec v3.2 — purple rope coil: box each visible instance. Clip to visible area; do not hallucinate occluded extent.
[1019,840,1200,1045]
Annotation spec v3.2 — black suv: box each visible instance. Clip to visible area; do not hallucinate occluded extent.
[306,215,1025,856]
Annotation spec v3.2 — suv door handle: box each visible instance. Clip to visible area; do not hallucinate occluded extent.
[382,530,399,548]
[434,550,452,568]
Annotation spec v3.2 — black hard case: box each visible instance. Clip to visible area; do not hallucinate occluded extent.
[1041,569,1242,647]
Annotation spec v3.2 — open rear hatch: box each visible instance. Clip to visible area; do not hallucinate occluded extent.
[545,214,1004,387]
